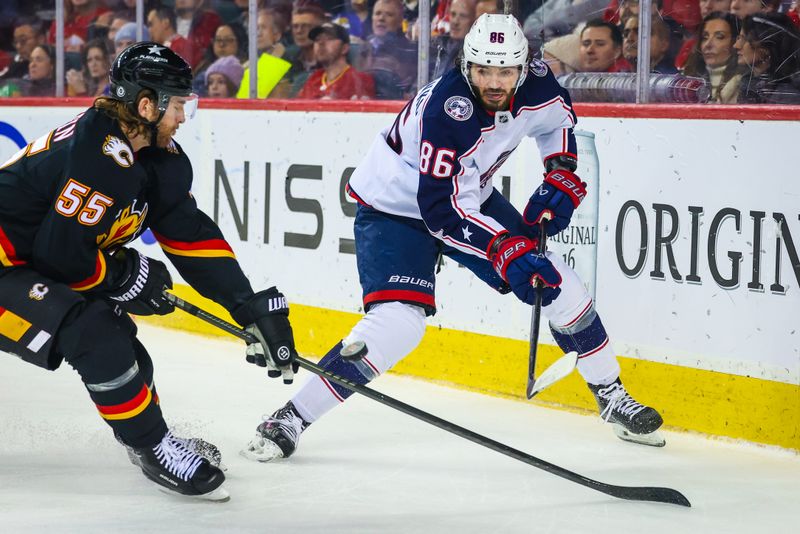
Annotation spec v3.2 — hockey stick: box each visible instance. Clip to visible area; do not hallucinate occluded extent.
[526,220,578,399]
[163,292,690,507]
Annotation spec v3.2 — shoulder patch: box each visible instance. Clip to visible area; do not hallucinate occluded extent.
[444,95,473,121]
[102,135,134,168]
[530,58,548,77]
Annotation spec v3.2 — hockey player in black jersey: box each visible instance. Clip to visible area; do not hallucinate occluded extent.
[0,43,298,501]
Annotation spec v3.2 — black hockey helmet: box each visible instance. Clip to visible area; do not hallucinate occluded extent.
[110,42,193,116]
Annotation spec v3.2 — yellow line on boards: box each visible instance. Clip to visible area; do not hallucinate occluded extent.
[140,285,799,450]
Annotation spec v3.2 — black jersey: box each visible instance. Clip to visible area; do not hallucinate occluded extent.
[0,107,253,312]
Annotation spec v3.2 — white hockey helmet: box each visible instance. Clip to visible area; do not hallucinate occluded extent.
[461,14,530,92]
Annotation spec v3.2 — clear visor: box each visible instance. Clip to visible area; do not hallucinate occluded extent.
[165,93,199,121]
[183,93,199,121]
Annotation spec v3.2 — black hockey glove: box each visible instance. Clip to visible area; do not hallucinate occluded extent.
[231,287,299,384]
[107,248,175,316]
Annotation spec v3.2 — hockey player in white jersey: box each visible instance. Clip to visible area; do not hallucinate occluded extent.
[242,14,665,462]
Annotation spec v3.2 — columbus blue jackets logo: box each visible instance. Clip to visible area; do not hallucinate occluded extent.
[102,135,134,167]
[444,96,473,121]
[530,58,548,77]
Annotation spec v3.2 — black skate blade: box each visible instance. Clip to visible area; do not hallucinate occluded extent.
[613,425,666,447]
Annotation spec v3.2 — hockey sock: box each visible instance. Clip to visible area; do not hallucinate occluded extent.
[58,301,168,448]
[550,303,620,386]
[292,302,426,423]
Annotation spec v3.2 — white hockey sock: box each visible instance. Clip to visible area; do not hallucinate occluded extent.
[292,302,426,423]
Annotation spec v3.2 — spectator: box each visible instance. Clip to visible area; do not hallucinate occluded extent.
[730,0,781,19]
[48,0,111,48]
[475,0,501,18]
[107,15,133,42]
[431,0,452,35]
[0,18,46,83]
[286,3,327,95]
[297,22,375,99]
[333,0,373,42]
[542,28,583,75]
[23,44,56,97]
[604,0,700,34]
[147,7,194,67]
[206,55,245,97]
[622,14,679,72]
[789,0,800,29]
[700,0,733,17]
[194,22,248,77]
[113,22,149,59]
[364,0,417,96]
[66,37,113,97]
[682,11,742,102]
[237,8,294,98]
[173,0,223,68]
[579,19,631,72]
[735,12,800,102]
[524,0,610,50]
[430,0,476,80]
[674,0,733,67]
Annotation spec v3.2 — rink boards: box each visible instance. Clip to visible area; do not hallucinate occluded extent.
[0,99,798,450]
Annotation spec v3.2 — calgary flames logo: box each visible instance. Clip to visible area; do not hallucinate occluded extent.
[96,200,148,250]
[28,283,49,301]
[102,135,134,168]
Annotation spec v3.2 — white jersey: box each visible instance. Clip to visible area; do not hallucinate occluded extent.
[347,62,577,259]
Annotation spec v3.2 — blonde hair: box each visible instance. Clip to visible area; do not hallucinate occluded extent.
[93,91,155,140]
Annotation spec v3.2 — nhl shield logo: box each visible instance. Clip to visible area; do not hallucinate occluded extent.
[530,58,548,77]
[444,96,473,121]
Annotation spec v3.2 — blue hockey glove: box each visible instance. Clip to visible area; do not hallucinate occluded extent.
[490,235,562,306]
[232,287,299,384]
[523,169,587,236]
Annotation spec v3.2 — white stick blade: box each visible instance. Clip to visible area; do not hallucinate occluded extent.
[528,352,578,398]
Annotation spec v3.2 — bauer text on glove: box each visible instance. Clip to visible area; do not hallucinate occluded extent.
[490,235,562,306]
[523,169,586,236]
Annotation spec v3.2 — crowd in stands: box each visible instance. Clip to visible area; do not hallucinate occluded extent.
[0,0,797,103]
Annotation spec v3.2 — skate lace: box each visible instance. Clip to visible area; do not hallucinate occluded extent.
[260,407,305,444]
[599,384,646,422]
[153,432,205,481]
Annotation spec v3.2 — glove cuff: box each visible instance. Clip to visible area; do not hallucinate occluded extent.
[490,236,535,282]
[544,169,586,208]
[232,287,289,326]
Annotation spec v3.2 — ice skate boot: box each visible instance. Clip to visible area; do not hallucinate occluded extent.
[241,401,310,462]
[132,430,229,501]
[117,432,225,470]
[588,378,666,447]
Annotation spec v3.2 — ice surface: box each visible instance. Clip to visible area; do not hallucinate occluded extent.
[1,324,797,533]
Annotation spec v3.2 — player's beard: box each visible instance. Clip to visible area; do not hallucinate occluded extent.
[155,123,178,148]
[478,87,513,112]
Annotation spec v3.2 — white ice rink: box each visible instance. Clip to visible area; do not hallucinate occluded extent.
[1,323,798,533]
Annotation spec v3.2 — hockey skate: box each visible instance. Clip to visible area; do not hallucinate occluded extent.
[589,379,666,447]
[116,432,225,470]
[240,401,309,462]
[131,430,229,501]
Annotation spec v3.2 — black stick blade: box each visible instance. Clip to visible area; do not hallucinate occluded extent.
[595,482,691,507]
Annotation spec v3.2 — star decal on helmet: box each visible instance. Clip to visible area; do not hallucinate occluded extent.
[147,45,164,55]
